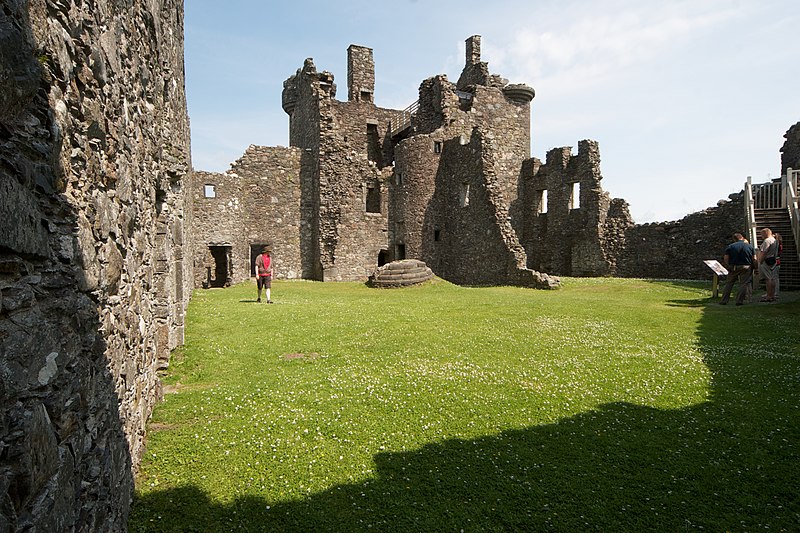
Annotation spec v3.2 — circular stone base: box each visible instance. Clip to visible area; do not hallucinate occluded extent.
[368,259,434,288]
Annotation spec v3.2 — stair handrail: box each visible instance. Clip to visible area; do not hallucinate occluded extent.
[390,100,420,136]
[787,168,800,262]
[745,176,758,245]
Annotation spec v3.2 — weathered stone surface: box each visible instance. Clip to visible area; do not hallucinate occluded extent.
[0,0,192,530]
[781,121,800,175]
[617,194,745,280]
[192,146,303,287]
[369,259,433,288]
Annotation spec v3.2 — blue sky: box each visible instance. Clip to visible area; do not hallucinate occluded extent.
[185,0,799,223]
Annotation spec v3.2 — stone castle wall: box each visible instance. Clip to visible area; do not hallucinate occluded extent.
[282,51,394,282]
[192,146,303,287]
[517,141,633,277]
[617,194,745,280]
[0,1,191,529]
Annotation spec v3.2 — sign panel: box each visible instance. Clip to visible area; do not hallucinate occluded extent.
[703,260,728,276]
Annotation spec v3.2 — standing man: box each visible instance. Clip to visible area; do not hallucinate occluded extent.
[757,228,779,302]
[255,246,274,304]
[720,232,755,306]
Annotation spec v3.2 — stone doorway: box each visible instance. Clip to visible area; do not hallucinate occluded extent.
[250,243,270,277]
[378,249,388,267]
[208,245,232,287]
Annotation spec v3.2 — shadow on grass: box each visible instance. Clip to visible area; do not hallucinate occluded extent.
[131,299,800,532]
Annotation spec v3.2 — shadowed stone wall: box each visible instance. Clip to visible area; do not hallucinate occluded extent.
[517,141,634,277]
[0,0,191,529]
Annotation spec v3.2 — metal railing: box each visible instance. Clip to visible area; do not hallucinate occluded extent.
[745,176,758,245]
[747,169,800,263]
[390,100,419,136]
[787,168,800,260]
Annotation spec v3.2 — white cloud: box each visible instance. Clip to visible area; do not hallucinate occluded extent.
[484,1,746,95]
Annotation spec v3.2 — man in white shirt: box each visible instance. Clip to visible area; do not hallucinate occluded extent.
[757,228,778,302]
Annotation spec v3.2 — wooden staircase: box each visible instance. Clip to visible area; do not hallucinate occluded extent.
[754,208,799,290]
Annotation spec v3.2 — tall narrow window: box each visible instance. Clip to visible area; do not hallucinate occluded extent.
[460,182,470,207]
[537,189,548,214]
[366,185,381,213]
[433,141,442,154]
[395,172,403,186]
[203,184,216,198]
[367,123,381,165]
[570,182,580,209]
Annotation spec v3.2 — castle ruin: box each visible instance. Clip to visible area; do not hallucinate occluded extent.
[2,4,798,528]
[193,37,638,289]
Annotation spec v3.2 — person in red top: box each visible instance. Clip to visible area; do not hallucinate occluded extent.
[255,246,274,303]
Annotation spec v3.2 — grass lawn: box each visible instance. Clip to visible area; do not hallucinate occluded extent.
[130,278,800,532]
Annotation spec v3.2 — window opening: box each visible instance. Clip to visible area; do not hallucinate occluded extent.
[460,182,470,207]
[367,123,381,165]
[570,182,580,209]
[433,141,442,154]
[395,172,403,186]
[434,229,441,242]
[396,243,406,260]
[538,189,548,214]
[366,185,381,213]
[203,184,216,198]
[361,90,372,103]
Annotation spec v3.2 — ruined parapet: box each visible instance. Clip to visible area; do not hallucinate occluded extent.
[521,140,633,276]
[781,121,800,175]
[282,72,298,115]
[456,35,506,90]
[503,83,536,105]
[368,259,434,287]
[0,0,191,529]
[617,193,745,280]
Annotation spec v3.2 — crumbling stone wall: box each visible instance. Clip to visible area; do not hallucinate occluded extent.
[192,146,303,287]
[617,194,745,280]
[391,42,556,288]
[517,141,634,277]
[283,48,393,281]
[0,1,191,529]
[781,121,800,175]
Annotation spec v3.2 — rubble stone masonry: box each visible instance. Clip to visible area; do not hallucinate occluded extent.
[192,146,303,287]
[0,0,191,529]
[781,121,800,175]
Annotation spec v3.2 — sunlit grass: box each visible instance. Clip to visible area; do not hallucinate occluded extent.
[131,278,800,532]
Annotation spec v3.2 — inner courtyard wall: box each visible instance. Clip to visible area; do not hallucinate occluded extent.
[192,146,303,288]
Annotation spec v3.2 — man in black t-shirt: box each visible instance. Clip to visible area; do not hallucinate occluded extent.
[719,232,755,305]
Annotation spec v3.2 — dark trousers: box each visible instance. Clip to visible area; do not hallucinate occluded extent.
[720,265,752,304]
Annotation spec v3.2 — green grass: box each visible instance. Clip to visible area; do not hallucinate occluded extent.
[130,278,800,532]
